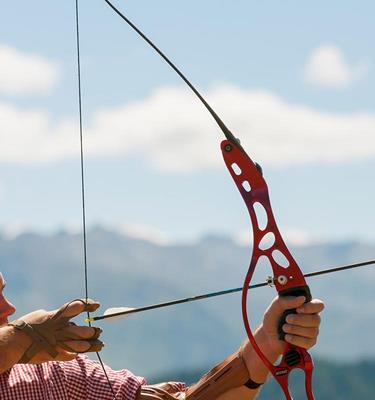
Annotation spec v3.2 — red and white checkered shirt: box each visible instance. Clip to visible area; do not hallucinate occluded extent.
[0,355,147,399]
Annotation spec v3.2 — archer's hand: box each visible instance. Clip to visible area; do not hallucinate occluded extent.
[9,299,103,366]
[262,296,325,355]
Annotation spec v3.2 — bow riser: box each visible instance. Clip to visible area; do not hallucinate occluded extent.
[221,140,307,292]
[221,139,314,400]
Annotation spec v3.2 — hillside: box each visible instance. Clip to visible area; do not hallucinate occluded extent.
[1,227,374,380]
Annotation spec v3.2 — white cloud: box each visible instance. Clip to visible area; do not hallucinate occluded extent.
[0,45,60,96]
[304,44,369,89]
[116,223,170,245]
[0,102,79,162]
[1,84,375,169]
[282,228,321,247]
[0,222,36,240]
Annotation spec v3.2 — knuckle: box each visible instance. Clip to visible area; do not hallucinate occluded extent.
[317,300,325,311]
[308,327,319,338]
[307,314,316,324]
[310,314,321,326]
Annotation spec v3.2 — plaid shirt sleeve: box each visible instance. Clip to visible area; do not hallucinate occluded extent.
[0,355,147,400]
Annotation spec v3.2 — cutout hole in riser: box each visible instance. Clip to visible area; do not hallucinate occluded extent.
[231,163,242,176]
[259,232,276,251]
[272,250,290,268]
[242,181,251,192]
[254,202,268,230]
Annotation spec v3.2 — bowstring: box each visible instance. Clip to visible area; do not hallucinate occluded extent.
[74,0,116,398]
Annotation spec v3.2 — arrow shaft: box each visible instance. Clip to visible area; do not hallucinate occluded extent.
[89,258,375,322]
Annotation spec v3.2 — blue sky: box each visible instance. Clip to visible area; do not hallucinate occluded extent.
[0,0,374,244]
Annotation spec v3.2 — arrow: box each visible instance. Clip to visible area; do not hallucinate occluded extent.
[86,258,375,323]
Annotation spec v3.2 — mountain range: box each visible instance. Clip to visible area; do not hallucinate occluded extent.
[1,227,374,382]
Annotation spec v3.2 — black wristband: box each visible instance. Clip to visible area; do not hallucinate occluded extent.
[244,378,263,390]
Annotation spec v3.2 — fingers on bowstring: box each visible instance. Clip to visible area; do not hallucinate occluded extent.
[59,339,105,354]
[54,298,101,320]
[64,324,103,340]
[55,323,104,353]
[61,325,102,340]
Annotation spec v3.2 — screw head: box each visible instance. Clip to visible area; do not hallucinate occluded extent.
[277,275,288,285]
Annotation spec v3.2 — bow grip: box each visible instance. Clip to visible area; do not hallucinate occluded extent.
[277,285,312,341]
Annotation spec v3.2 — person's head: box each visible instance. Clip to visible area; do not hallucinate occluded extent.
[0,273,16,326]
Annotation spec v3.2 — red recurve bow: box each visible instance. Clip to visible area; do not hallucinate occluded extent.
[77,1,315,398]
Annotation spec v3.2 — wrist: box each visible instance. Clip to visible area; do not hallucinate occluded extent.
[241,324,282,384]
[0,324,32,373]
[254,324,282,361]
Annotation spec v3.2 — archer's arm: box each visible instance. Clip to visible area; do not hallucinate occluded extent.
[189,296,324,400]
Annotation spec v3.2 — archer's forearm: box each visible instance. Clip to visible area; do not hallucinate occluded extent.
[187,326,277,400]
[215,326,277,400]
